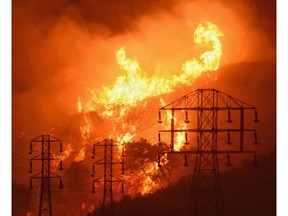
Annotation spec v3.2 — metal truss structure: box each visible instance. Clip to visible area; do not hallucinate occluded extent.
[29,134,64,216]
[92,139,124,215]
[157,89,259,216]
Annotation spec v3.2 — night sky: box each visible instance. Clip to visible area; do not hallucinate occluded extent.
[12,0,276,215]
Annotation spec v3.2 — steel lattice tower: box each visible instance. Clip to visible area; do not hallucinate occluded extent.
[92,139,124,215]
[29,134,64,216]
[157,89,259,216]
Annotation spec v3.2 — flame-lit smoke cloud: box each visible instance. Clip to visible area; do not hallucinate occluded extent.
[12,0,275,140]
[12,0,275,215]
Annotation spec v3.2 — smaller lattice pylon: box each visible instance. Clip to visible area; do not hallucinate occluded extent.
[29,134,64,216]
[91,139,124,215]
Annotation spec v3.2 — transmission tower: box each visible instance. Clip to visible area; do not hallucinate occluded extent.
[157,89,259,216]
[29,134,64,216]
[91,139,124,215]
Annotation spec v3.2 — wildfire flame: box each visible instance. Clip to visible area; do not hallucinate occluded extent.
[77,97,82,113]
[97,22,223,110]
[75,147,86,162]
[59,143,73,162]
[160,98,188,151]
[140,162,160,195]
[180,22,224,83]
[77,21,223,195]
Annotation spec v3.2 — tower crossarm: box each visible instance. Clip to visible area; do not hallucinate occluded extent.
[157,89,259,216]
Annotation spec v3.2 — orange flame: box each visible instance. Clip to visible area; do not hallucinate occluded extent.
[79,21,223,195]
[124,161,161,196]
[175,122,187,151]
[75,147,86,162]
[180,21,224,83]
[80,114,90,143]
[51,143,73,169]
[59,143,73,162]
[77,97,82,113]
[141,162,161,195]
[160,98,188,151]
[86,22,223,112]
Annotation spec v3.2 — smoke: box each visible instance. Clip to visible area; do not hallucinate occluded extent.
[12,0,275,129]
[13,0,179,35]
[12,0,275,214]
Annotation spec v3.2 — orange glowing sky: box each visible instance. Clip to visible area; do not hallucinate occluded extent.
[12,0,276,215]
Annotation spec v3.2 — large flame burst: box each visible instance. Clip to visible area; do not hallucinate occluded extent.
[76,22,223,195]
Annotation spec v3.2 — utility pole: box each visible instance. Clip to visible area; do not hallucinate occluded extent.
[92,139,124,215]
[157,89,259,216]
[29,134,64,216]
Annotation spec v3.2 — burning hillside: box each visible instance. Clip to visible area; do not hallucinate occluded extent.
[69,21,224,196]
[12,0,276,215]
